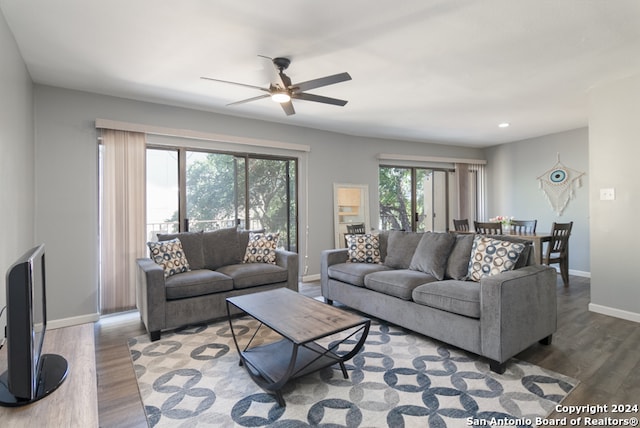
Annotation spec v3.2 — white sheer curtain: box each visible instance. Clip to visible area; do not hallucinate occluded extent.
[100,129,147,314]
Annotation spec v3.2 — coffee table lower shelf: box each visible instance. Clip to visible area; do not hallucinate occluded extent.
[241,339,348,393]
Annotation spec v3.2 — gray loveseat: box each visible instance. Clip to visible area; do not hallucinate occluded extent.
[137,227,298,341]
[321,230,557,373]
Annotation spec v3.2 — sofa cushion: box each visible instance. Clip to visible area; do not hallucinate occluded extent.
[365,270,437,300]
[409,232,456,280]
[327,262,392,287]
[384,231,423,269]
[147,238,191,278]
[203,227,242,270]
[217,263,288,289]
[346,233,381,263]
[468,235,526,282]
[165,269,233,300]
[377,230,389,263]
[412,280,481,319]
[158,231,204,270]
[243,232,280,264]
[445,234,475,280]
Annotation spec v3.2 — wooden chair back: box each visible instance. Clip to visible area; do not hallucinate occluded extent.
[511,219,537,234]
[543,221,573,285]
[453,219,470,232]
[346,223,366,234]
[474,221,503,235]
[546,222,572,257]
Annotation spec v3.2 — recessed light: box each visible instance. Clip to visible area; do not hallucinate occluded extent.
[498,122,510,128]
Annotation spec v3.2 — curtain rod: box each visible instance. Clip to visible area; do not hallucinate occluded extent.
[95,119,311,153]
[377,153,487,165]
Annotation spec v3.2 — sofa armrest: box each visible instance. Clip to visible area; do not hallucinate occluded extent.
[136,258,167,338]
[320,248,348,296]
[480,264,557,363]
[275,249,299,292]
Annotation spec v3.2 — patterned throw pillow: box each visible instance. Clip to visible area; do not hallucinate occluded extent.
[346,233,381,264]
[243,232,279,264]
[147,238,191,278]
[467,235,525,282]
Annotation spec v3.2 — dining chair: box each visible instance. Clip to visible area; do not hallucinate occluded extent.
[542,221,573,286]
[511,219,537,234]
[452,219,470,232]
[346,223,366,234]
[473,221,503,235]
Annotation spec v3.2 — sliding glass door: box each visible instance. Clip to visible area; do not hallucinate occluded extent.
[146,147,297,250]
[379,166,452,232]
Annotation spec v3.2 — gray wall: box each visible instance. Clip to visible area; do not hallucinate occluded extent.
[485,128,590,274]
[33,85,484,325]
[0,10,34,310]
[588,73,640,321]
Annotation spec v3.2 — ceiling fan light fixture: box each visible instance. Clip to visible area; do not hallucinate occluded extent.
[271,92,291,103]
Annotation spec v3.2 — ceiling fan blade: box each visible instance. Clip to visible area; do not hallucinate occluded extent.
[226,94,271,106]
[292,92,348,106]
[280,101,296,116]
[291,72,352,92]
[201,77,269,93]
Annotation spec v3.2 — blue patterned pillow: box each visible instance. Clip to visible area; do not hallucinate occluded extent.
[243,232,279,264]
[468,235,525,282]
[147,238,191,278]
[346,233,381,264]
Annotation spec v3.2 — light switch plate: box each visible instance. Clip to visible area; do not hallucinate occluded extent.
[600,188,615,200]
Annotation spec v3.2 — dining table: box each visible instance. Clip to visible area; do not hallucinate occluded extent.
[453,229,554,265]
[506,231,552,264]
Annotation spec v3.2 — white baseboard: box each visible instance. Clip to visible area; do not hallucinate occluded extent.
[568,269,590,278]
[48,312,100,330]
[588,303,640,323]
[302,273,320,283]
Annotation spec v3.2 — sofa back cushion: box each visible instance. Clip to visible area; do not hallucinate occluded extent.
[157,231,204,270]
[203,227,242,270]
[445,234,475,280]
[409,232,456,280]
[383,230,423,269]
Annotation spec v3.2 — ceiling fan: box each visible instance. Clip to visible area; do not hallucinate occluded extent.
[201,56,352,116]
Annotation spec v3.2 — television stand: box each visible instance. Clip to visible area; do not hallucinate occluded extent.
[0,353,68,406]
[0,323,97,425]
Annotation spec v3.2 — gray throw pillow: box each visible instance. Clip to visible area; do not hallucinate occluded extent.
[445,234,475,280]
[409,232,456,280]
[384,231,423,269]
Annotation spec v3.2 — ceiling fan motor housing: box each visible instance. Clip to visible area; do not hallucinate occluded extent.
[273,57,291,71]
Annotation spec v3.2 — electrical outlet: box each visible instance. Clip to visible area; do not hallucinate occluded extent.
[600,188,615,201]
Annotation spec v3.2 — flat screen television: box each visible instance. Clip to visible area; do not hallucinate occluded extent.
[0,244,68,406]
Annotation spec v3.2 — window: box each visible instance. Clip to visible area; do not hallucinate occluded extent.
[146,147,298,251]
[379,166,453,232]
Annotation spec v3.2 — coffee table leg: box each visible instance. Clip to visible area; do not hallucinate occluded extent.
[339,362,348,379]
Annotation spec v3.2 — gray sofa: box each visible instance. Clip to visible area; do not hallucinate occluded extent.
[137,227,298,341]
[321,230,557,373]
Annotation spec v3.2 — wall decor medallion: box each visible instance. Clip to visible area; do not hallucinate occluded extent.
[537,154,584,215]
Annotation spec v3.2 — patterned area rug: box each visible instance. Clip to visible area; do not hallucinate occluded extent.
[128,316,578,427]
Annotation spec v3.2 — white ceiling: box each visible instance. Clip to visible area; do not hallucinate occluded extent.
[2,0,640,147]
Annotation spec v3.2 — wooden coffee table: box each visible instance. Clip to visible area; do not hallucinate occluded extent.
[226,288,370,407]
